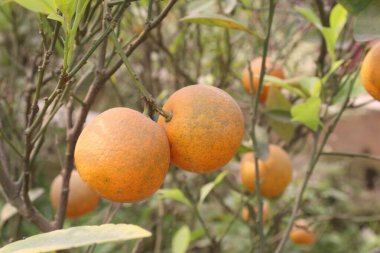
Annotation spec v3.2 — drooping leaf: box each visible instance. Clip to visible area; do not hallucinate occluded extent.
[180,14,253,35]
[11,0,56,14]
[0,224,151,253]
[291,97,322,131]
[198,171,227,205]
[1,188,44,224]
[353,0,380,42]
[339,0,373,15]
[158,189,191,206]
[172,226,191,253]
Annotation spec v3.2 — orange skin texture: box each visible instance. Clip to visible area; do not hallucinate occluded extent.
[242,57,285,103]
[158,84,244,173]
[50,170,99,218]
[240,145,292,198]
[74,108,170,203]
[290,219,316,245]
[241,202,269,224]
[361,42,380,101]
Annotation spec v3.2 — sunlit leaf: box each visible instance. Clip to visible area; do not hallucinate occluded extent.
[47,12,63,23]
[10,0,56,14]
[330,4,348,35]
[291,97,322,131]
[172,226,191,253]
[54,0,75,21]
[0,224,151,253]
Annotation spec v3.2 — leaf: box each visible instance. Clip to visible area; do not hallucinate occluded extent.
[322,60,344,83]
[172,226,191,253]
[265,88,295,141]
[180,14,253,35]
[0,224,151,253]
[330,4,348,35]
[158,189,191,207]
[198,171,227,205]
[321,27,336,62]
[47,13,63,23]
[264,76,308,98]
[295,6,322,30]
[300,77,322,97]
[338,0,373,15]
[54,0,75,21]
[1,188,44,223]
[190,228,205,242]
[353,0,380,42]
[291,97,322,131]
[11,0,56,14]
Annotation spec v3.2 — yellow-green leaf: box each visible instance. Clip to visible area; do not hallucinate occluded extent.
[172,225,191,253]
[180,14,253,35]
[0,224,151,253]
[11,0,56,15]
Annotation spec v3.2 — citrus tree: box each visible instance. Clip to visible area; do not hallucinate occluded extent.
[1,0,380,252]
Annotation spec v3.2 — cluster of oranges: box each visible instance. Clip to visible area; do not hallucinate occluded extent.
[50,84,244,215]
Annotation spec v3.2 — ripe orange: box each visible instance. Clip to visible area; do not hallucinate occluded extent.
[158,84,244,173]
[242,57,285,103]
[50,170,99,218]
[290,219,316,245]
[240,145,292,198]
[361,42,380,101]
[74,108,170,202]
[241,202,270,223]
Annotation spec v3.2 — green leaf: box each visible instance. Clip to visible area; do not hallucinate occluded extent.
[54,0,75,21]
[172,226,191,253]
[291,97,322,131]
[330,4,348,35]
[339,0,373,15]
[264,76,308,98]
[190,228,205,242]
[265,88,295,141]
[353,0,380,42]
[1,188,44,224]
[158,189,191,207]
[180,14,253,35]
[198,171,227,205]
[11,0,56,14]
[47,12,63,23]
[0,224,151,253]
[300,77,322,97]
[321,27,336,62]
[322,60,344,83]
[295,6,322,30]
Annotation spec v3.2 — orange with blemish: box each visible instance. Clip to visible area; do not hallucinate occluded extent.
[74,108,170,202]
[290,219,316,245]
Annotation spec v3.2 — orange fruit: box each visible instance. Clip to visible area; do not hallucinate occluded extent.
[50,170,99,218]
[242,57,285,103]
[240,145,292,198]
[361,42,380,101]
[241,202,270,223]
[74,107,170,202]
[290,219,316,245]
[158,84,244,173]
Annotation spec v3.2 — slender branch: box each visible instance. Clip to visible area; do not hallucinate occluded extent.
[110,32,172,120]
[248,1,276,252]
[321,152,380,162]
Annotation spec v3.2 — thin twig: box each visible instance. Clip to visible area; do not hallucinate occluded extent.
[321,152,380,162]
